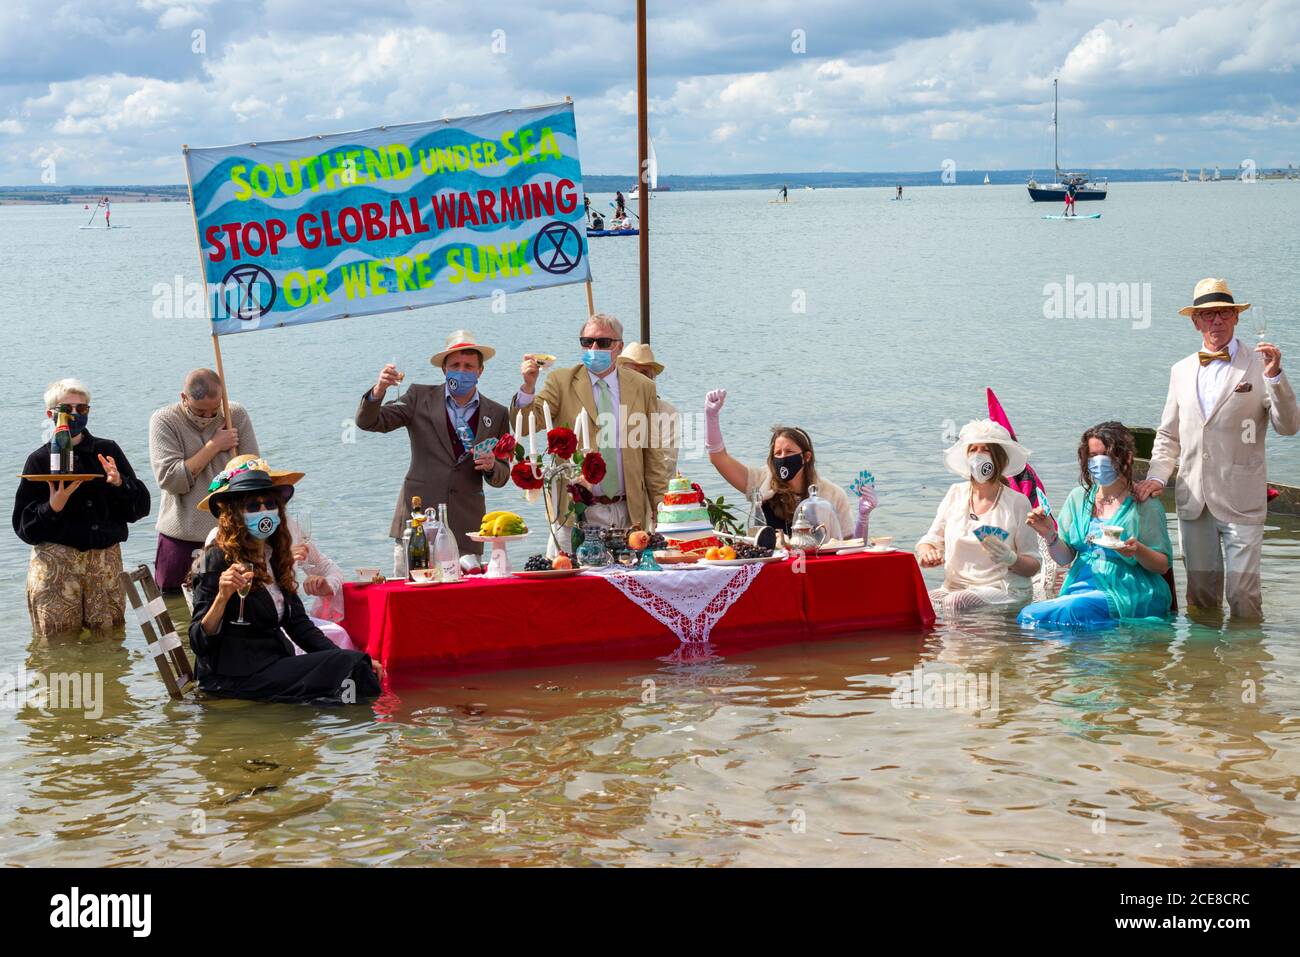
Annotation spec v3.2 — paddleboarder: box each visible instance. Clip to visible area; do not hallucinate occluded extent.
[897,184,903,199]
[1064,182,1077,217]
[614,190,626,219]
[780,184,788,201]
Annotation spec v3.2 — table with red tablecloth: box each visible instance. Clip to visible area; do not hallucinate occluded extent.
[341,550,934,675]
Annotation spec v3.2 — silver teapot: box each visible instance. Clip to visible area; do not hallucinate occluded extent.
[788,485,835,549]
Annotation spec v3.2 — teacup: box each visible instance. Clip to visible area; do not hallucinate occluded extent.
[869,536,895,548]
[356,567,380,582]
[410,567,437,583]
[1101,524,1125,542]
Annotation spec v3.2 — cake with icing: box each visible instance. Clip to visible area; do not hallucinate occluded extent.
[656,473,715,541]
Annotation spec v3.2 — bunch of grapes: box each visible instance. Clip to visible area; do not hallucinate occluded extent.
[524,554,552,571]
[733,542,773,559]
[646,532,668,551]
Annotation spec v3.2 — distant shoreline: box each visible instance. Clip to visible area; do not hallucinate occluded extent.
[2,167,1297,205]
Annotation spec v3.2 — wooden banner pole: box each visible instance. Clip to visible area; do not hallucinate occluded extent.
[635,0,650,344]
[181,144,232,430]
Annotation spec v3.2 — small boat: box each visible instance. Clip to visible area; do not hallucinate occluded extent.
[1027,79,1107,202]
[1130,425,1300,516]
[1182,169,1189,182]
[983,174,991,184]
[586,227,638,237]
[629,137,660,201]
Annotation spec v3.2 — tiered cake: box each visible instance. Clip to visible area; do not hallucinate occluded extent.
[655,473,720,552]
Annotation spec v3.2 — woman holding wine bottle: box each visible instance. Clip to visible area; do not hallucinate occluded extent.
[13,378,151,638]
[188,467,382,704]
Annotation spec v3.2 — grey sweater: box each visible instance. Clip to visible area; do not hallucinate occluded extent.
[148,402,259,541]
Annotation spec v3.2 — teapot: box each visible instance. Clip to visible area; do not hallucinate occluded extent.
[789,485,836,549]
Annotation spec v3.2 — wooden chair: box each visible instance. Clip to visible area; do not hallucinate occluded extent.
[121,564,196,699]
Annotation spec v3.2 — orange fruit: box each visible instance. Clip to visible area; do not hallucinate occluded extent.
[551,554,573,569]
[705,547,721,561]
[628,530,650,550]
[719,545,736,560]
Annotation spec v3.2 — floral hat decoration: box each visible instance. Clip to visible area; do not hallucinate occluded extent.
[196,455,304,512]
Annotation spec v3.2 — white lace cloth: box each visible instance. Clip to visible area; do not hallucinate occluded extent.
[590,564,766,644]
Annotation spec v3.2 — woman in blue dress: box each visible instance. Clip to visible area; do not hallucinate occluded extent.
[1019,422,1173,630]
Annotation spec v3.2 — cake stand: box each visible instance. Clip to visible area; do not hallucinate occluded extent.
[468,533,529,579]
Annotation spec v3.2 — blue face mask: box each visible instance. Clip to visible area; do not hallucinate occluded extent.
[69,413,89,436]
[582,349,613,374]
[244,509,281,540]
[1087,454,1119,486]
[445,369,479,396]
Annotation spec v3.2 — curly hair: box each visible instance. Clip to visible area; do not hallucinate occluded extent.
[1077,421,1136,491]
[213,493,297,594]
[766,426,819,526]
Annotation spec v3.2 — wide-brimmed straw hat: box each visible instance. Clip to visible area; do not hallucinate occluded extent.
[197,455,301,513]
[943,419,1032,478]
[616,342,664,376]
[430,329,496,367]
[1178,278,1250,317]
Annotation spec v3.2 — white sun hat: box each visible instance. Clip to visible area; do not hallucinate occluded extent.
[943,418,1032,478]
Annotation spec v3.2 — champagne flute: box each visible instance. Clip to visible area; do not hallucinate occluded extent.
[233,562,252,625]
[1252,304,1268,342]
[290,508,313,584]
[391,355,406,386]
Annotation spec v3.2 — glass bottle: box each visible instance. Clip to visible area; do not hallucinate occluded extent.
[395,518,412,580]
[407,504,430,577]
[50,410,74,474]
[433,503,462,581]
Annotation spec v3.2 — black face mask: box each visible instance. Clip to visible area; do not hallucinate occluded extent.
[774,452,805,482]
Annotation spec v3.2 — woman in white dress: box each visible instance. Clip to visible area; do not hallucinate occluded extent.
[916,420,1040,616]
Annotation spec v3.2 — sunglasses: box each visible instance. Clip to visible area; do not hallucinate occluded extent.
[579,337,619,349]
[53,404,90,415]
[241,497,281,513]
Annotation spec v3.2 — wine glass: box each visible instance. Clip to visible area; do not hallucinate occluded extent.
[290,508,313,584]
[233,562,253,625]
[1251,304,1268,342]
[391,355,406,385]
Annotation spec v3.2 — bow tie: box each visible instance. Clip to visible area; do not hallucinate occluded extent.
[1198,350,1230,366]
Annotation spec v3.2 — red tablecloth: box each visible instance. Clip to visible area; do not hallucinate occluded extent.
[342,550,934,675]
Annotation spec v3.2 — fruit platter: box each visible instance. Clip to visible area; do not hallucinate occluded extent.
[698,542,786,566]
[467,511,529,578]
[515,552,586,579]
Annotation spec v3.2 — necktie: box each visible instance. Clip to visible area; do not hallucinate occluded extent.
[1198,350,1230,366]
[595,379,617,498]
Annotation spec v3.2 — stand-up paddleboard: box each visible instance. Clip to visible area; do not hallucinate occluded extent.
[79,224,132,229]
[1042,213,1100,220]
[587,228,638,237]
[768,198,793,204]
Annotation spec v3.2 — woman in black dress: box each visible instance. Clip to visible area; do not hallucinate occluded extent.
[188,467,382,705]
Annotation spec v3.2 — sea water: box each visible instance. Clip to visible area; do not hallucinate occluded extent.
[1,181,1298,865]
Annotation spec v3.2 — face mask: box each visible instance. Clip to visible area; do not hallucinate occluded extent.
[445,369,479,396]
[244,509,281,540]
[1087,454,1119,486]
[68,413,88,436]
[183,402,221,431]
[582,349,612,374]
[773,452,805,482]
[968,452,997,482]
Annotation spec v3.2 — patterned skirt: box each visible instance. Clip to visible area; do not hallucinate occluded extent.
[26,542,125,638]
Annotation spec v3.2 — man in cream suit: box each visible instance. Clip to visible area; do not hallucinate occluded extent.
[1135,279,1300,618]
[513,314,669,533]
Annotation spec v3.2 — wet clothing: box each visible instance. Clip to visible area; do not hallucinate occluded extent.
[13,433,150,637]
[189,547,380,705]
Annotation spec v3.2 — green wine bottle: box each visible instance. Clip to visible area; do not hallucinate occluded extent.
[49,411,74,474]
[407,497,429,575]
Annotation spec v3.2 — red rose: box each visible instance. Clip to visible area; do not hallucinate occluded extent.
[547,427,578,458]
[510,461,544,491]
[567,482,595,506]
[581,451,607,486]
[691,482,704,497]
[493,434,517,460]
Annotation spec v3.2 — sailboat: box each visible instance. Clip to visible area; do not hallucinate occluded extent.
[983,173,991,184]
[1213,165,1221,182]
[1182,169,1189,182]
[1199,168,1207,182]
[1026,79,1107,202]
[629,136,665,198]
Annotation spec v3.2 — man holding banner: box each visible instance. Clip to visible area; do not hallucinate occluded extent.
[357,331,511,555]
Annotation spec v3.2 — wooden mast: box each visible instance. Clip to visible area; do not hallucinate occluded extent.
[636,0,650,343]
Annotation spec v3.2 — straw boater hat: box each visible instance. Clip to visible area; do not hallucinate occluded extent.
[430,329,496,367]
[197,455,302,513]
[943,419,1032,479]
[616,342,664,376]
[1179,278,1250,317]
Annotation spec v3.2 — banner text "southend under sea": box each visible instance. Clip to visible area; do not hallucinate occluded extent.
[226,128,563,200]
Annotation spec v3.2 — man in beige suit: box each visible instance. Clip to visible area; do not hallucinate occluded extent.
[357,331,511,555]
[1135,279,1300,618]
[513,314,669,532]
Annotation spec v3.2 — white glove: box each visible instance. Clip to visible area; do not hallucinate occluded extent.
[979,535,1017,567]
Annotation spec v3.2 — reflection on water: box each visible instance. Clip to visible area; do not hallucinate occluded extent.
[3,559,1298,865]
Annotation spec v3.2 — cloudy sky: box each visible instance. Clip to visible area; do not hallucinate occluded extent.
[2,0,1298,184]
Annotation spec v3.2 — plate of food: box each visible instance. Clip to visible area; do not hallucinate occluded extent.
[815,538,865,554]
[698,544,786,566]
[654,550,700,565]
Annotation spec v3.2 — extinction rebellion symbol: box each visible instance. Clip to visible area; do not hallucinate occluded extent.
[218,264,278,320]
[533,221,583,275]
[256,515,276,535]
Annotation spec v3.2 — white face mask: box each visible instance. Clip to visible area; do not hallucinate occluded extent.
[968,452,997,482]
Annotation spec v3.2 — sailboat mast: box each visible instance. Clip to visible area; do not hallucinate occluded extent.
[1054,78,1059,180]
